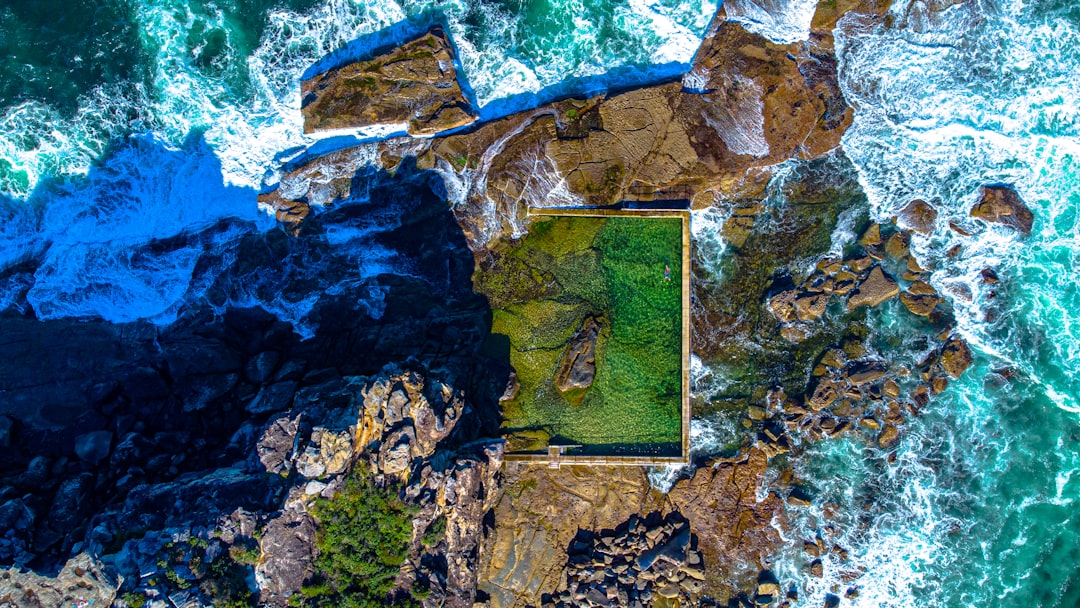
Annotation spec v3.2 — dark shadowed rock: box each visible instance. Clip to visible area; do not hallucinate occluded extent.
[971,185,1034,234]
[74,430,113,465]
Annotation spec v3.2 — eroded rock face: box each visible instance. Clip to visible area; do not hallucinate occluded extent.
[971,184,1035,234]
[263,4,877,252]
[301,26,476,136]
[555,317,601,392]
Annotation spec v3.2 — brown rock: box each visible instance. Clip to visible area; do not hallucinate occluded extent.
[980,268,1001,284]
[882,378,900,399]
[877,425,900,448]
[809,559,824,577]
[846,364,886,386]
[781,323,813,342]
[769,290,800,323]
[971,185,1035,234]
[859,223,881,246]
[301,26,477,136]
[555,317,602,392]
[667,449,783,598]
[795,292,829,321]
[846,266,899,310]
[808,378,841,411]
[900,292,939,317]
[885,232,909,259]
[897,199,938,235]
[940,338,973,378]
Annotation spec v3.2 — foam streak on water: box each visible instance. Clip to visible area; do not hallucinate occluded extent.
[802,0,1080,605]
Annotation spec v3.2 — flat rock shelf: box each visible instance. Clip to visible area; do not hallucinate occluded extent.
[495,207,690,466]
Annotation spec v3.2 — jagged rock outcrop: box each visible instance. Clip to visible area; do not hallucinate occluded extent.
[301,26,476,136]
[260,2,890,252]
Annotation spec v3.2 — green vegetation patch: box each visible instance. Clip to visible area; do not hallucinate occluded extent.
[294,467,425,608]
[483,214,684,456]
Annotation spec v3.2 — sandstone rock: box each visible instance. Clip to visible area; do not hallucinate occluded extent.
[877,425,900,449]
[768,290,799,323]
[301,26,476,136]
[795,292,829,321]
[666,449,783,598]
[780,323,813,343]
[901,292,939,317]
[859,223,881,246]
[897,199,937,235]
[846,266,899,310]
[845,363,886,386]
[555,317,602,392]
[940,338,973,379]
[885,231,909,259]
[971,185,1034,234]
[808,378,841,411]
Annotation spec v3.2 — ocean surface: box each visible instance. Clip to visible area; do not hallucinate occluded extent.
[1,0,1079,606]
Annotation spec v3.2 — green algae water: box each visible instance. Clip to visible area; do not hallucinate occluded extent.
[2,0,1080,605]
[491,214,683,455]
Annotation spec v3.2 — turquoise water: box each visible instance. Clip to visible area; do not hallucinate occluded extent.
[2,0,1080,605]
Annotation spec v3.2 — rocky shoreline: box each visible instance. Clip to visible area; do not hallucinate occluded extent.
[0,1,1014,607]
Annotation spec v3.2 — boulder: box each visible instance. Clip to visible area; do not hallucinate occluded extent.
[971,185,1034,234]
[900,292,939,317]
[794,292,829,321]
[247,381,297,415]
[768,290,799,323]
[555,317,602,392]
[897,199,937,234]
[846,266,899,310]
[940,338,973,378]
[74,430,113,465]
